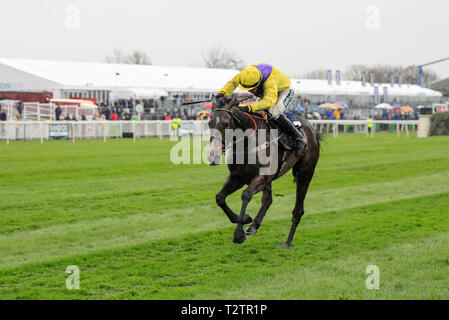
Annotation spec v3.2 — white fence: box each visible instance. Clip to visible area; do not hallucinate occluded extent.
[0,120,421,144]
[0,101,89,121]
[312,120,420,138]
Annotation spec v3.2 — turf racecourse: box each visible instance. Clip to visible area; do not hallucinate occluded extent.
[0,132,448,300]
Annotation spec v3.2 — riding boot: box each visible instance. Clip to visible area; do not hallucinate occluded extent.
[275,114,307,157]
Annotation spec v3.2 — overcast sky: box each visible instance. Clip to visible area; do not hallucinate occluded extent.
[1,0,449,79]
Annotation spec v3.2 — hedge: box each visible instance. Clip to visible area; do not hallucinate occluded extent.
[429,112,449,136]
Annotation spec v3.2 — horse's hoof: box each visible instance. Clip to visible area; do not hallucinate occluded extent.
[232,233,246,244]
[245,226,257,235]
[280,243,293,249]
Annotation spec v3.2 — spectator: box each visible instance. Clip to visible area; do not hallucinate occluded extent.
[16,101,23,117]
[111,112,118,121]
[333,109,341,120]
[55,106,62,120]
[64,114,71,121]
[81,113,87,121]
[172,115,181,137]
[104,106,111,120]
[115,107,122,119]
[0,111,6,121]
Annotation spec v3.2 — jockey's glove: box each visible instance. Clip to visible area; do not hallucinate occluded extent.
[238,104,252,112]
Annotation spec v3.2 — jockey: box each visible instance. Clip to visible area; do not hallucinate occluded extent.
[216,63,307,156]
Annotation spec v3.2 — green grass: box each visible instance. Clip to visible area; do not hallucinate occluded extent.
[0,132,448,299]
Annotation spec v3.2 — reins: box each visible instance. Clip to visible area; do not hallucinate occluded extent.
[213,107,267,137]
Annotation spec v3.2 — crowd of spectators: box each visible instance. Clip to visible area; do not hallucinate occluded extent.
[0,95,428,123]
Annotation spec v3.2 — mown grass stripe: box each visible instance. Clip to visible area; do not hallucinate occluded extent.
[0,192,447,299]
[0,172,447,270]
[192,232,449,300]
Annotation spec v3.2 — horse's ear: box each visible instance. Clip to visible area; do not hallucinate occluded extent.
[211,94,220,110]
[227,95,238,109]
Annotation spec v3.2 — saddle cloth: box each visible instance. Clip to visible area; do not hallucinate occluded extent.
[265,111,304,151]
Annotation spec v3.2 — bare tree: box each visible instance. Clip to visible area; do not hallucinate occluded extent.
[203,46,245,70]
[128,50,152,65]
[343,64,439,84]
[105,47,152,65]
[105,47,128,64]
[295,69,329,79]
[401,65,439,84]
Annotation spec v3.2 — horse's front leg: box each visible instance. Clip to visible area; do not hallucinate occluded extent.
[216,175,244,224]
[245,183,273,235]
[233,176,266,244]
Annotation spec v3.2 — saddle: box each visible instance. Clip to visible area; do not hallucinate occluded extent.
[248,110,303,151]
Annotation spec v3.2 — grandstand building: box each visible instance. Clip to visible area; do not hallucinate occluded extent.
[0,58,444,111]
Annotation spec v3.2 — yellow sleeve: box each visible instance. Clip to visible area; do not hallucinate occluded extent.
[218,73,240,96]
[251,75,278,111]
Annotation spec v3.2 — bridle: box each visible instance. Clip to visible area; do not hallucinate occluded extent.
[212,107,267,138]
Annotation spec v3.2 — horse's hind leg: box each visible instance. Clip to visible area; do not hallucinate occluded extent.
[216,175,244,224]
[282,167,315,248]
[245,183,273,235]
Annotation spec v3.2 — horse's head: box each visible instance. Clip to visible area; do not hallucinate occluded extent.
[207,95,238,166]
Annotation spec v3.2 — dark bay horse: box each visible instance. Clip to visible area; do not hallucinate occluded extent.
[207,95,321,248]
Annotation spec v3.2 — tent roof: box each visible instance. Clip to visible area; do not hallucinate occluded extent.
[110,88,169,99]
[0,58,443,97]
[0,58,238,92]
[431,78,449,96]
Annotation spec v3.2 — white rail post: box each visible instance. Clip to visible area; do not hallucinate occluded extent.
[40,122,44,144]
[133,121,136,142]
[103,121,107,143]
[6,121,10,146]
[397,122,400,138]
[406,122,410,138]
[158,121,162,140]
[72,122,76,143]
[371,121,375,138]
[37,103,40,121]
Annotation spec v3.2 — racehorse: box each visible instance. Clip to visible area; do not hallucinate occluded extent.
[207,95,321,248]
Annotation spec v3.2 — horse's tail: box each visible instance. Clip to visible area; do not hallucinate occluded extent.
[316,132,324,150]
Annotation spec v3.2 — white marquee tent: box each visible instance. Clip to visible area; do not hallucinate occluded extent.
[0,58,443,101]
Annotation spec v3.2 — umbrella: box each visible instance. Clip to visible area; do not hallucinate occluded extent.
[333,103,345,110]
[335,101,349,109]
[318,103,336,110]
[374,103,393,109]
[196,110,211,119]
[203,102,212,109]
[401,106,414,113]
